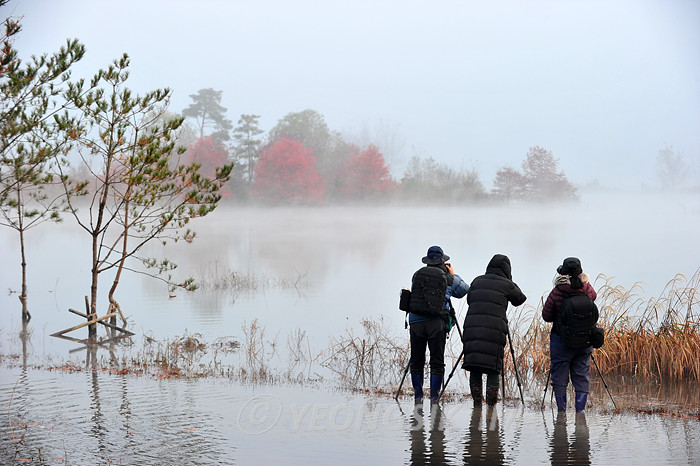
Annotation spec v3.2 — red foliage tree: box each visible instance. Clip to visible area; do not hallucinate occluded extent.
[339,144,395,199]
[252,138,325,203]
[185,136,231,197]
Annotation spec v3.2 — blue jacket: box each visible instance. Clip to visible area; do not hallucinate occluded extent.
[409,273,469,324]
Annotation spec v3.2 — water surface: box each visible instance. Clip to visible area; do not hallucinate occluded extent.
[1,192,699,463]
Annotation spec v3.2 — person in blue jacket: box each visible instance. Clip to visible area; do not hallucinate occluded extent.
[409,245,469,402]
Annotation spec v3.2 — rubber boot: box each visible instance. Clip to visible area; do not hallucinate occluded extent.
[430,374,443,402]
[470,382,483,407]
[554,386,567,412]
[411,374,423,402]
[575,392,588,412]
[485,385,499,406]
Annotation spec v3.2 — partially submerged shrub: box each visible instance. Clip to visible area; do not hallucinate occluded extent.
[320,316,408,389]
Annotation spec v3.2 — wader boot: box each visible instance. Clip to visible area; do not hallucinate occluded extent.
[575,392,588,412]
[470,382,483,407]
[485,385,499,406]
[411,374,423,403]
[554,386,567,412]
[430,374,443,402]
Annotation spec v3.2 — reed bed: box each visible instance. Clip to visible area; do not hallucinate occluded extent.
[594,271,699,380]
[195,261,307,293]
[502,270,700,385]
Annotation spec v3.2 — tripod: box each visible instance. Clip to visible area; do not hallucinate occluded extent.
[394,308,463,401]
[437,322,524,404]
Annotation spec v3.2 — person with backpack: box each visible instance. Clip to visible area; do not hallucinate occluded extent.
[461,254,527,406]
[542,257,598,412]
[408,245,469,403]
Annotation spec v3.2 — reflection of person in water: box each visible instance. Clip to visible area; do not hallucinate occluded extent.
[549,412,591,465]
[409,403,425,465]
[408,403,447,465]
[462,406,505,464]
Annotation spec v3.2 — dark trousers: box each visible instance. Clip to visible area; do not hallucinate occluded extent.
[550,332,592,394]
[410,318,447,376]
[469,370,500,388]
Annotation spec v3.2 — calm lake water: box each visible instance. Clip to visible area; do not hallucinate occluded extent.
[1,190,699,464]
[1,364,699,464]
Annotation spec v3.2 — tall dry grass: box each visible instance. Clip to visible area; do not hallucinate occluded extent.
[593,270,700,381]
[510,269,700,384]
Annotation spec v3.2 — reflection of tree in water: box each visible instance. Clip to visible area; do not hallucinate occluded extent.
[235,208,394,283]
[88,347,108,457]
[141,207,395,297]
[549,412,590,466]
[462,406,505,464]
[20,320,29,370]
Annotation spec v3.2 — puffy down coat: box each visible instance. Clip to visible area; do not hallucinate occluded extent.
[461,254,527,374]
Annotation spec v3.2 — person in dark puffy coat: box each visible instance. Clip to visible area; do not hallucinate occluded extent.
[542,257,597,412]
[461,254,527,406]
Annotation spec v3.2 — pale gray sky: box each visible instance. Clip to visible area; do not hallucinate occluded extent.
[6,0,700,188]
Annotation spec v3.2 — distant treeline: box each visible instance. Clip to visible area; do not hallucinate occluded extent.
[148,93,582,204]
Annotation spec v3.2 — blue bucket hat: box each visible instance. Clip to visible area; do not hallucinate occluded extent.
[422,245,450,265]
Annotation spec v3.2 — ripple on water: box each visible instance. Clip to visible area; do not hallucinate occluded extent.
[1,365,699,464]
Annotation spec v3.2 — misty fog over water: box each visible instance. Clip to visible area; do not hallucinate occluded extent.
[1,190,699,464]
[1,190,698,354]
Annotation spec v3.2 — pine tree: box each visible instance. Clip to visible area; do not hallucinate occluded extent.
[0,10,85,322]
[182,88,233,141]
[59,55,232,339]
[232,114,263,184]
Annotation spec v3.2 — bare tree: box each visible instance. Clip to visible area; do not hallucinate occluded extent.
[492,166,526,202]
[656,145,689,190]
[520,146,577,201]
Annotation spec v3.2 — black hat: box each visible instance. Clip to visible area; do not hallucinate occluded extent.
[557,257,582,276]
[422,245,450,265]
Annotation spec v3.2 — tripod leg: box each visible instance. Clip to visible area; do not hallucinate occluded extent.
[436,350,464,402]
[501,358,506,400]
[541,366,551,410]
[591,353,617,410]
[507,328,525,404]
[395,358,411,401]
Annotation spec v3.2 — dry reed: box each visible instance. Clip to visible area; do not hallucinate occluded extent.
[195,261,308,293]
[509,269,700,388]
[593,270,700,381]
[320,316,408,389]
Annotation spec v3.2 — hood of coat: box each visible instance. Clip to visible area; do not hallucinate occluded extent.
[485,254,512,280]
[554,272,591,287]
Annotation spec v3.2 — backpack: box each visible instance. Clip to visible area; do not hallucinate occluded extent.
[556,293,599,349]
[408,266,452,318]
